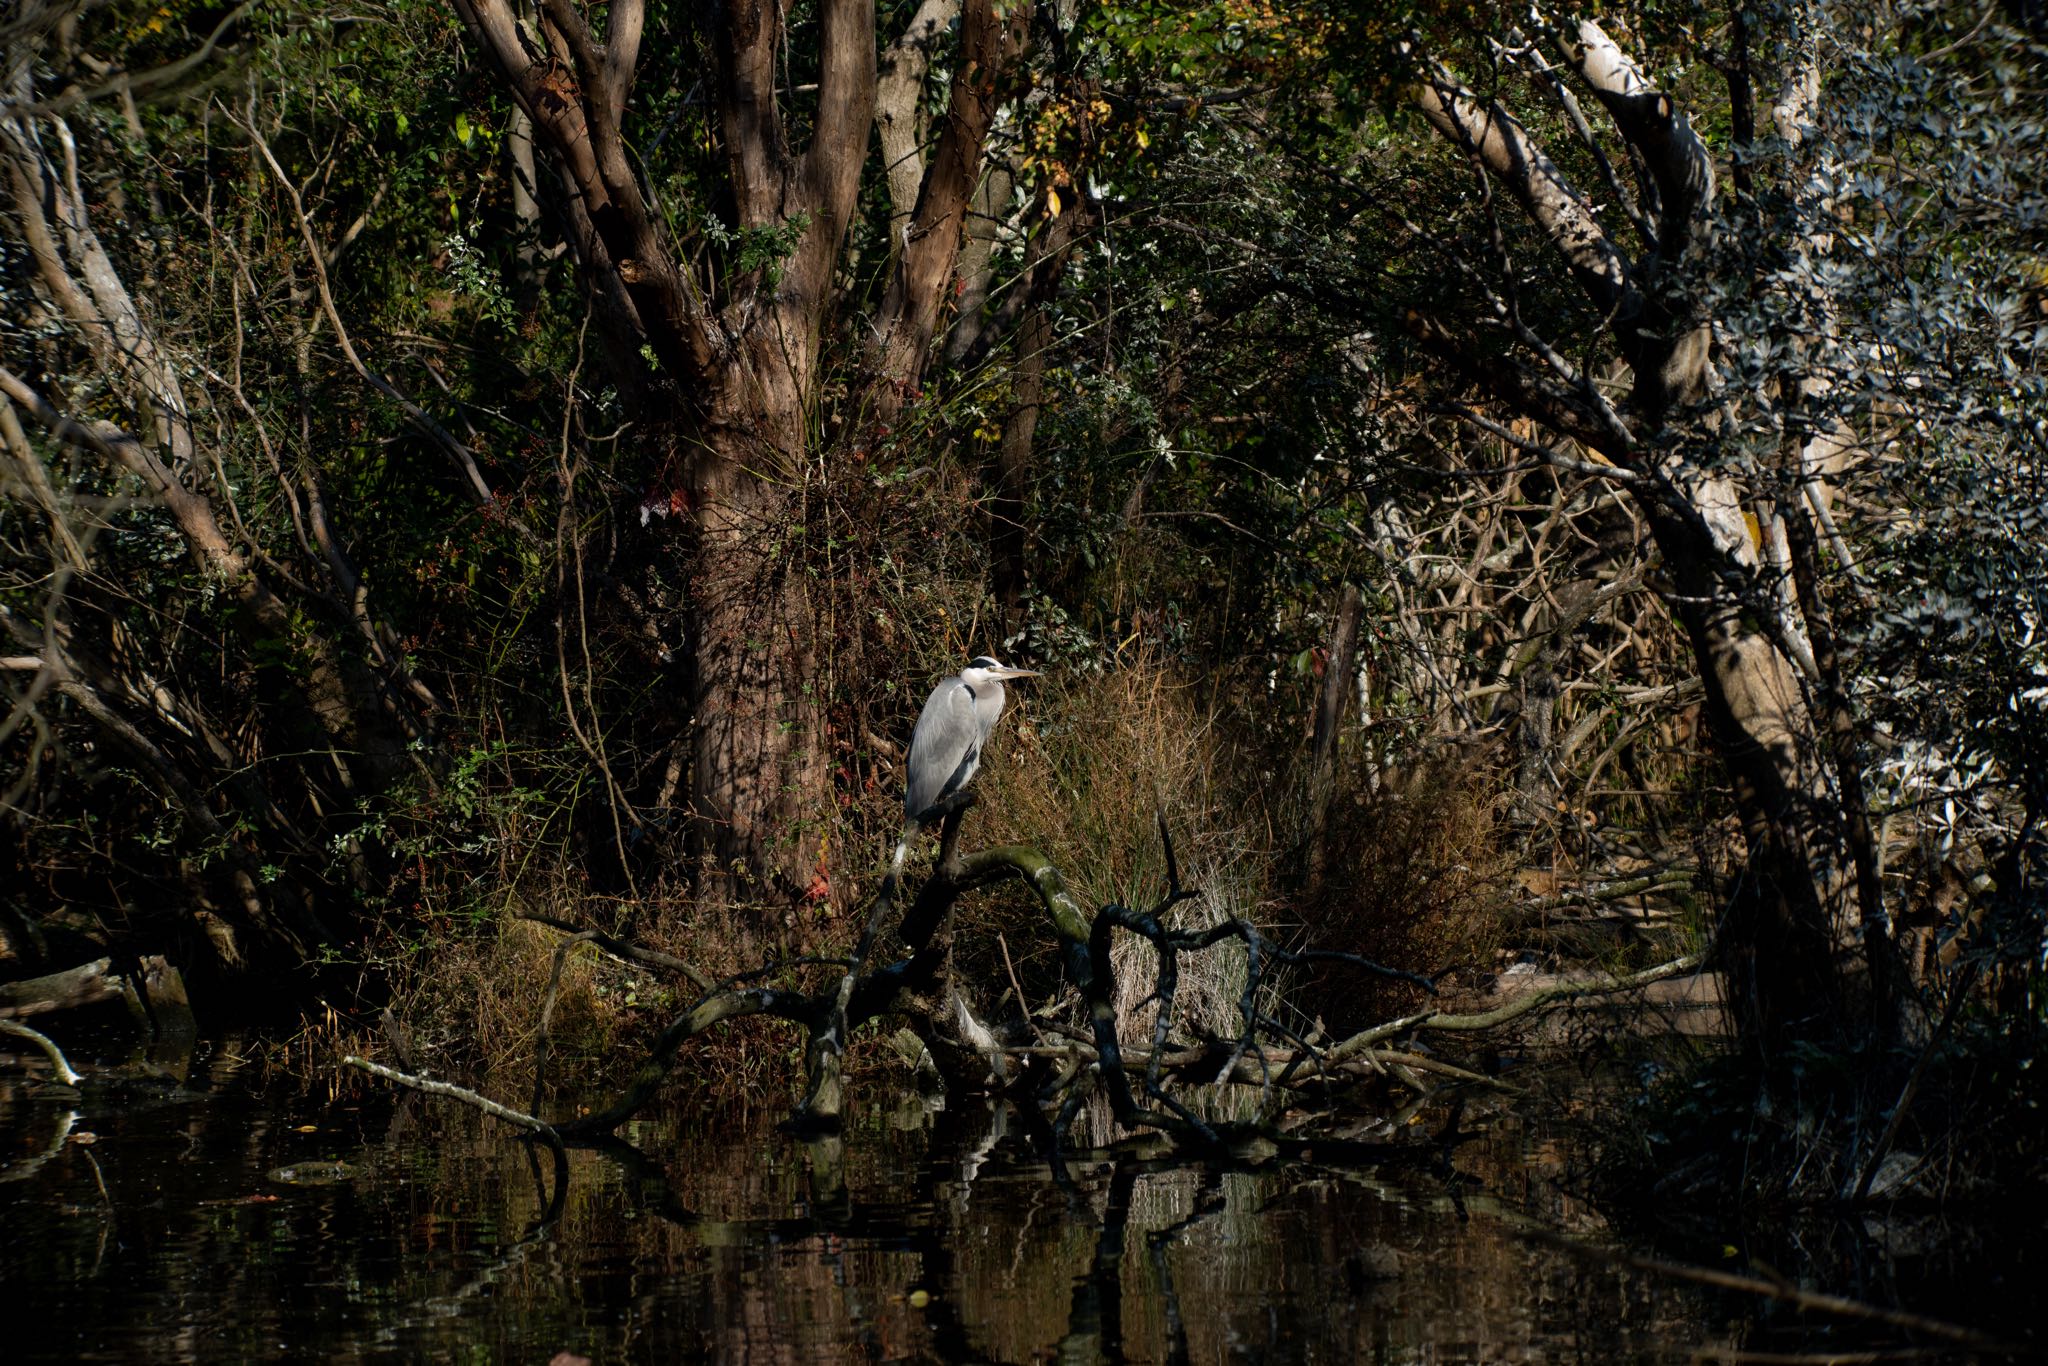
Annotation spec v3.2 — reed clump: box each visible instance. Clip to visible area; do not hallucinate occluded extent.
[1289,760,1515,1034]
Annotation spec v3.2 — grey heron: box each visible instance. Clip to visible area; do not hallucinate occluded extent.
[892,656,1038,871]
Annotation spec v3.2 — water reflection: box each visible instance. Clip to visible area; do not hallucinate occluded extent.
[1,1038,1771,1362]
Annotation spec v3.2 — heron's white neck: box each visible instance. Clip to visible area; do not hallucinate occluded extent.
[960,670,1006,720]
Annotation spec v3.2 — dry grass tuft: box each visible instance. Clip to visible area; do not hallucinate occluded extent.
[1289,759,1514,1034]
[946,656,1273,1045]
[361,870,813,1099]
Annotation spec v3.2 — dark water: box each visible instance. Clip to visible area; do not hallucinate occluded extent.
[0,1033,2013,1363]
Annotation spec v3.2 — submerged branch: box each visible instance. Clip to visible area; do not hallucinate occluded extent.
[0,1017,84,1085]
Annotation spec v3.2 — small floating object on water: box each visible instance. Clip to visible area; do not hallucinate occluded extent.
[267,1161,355,1186]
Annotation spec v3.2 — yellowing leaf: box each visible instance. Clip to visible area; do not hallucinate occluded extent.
[1046,185,1063,217]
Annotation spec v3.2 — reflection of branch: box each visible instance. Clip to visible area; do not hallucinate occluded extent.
[0,1103,77,1185]
[1525,1227,2018,1354]
[344,1054,568,1218]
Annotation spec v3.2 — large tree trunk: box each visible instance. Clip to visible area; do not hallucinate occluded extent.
[685,357,826,898]
[452,0,1033,908]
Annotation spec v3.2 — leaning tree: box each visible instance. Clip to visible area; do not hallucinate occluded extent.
[1371,6,1928,1049]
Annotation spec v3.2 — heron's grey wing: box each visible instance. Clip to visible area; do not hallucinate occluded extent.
[905,680,979,822]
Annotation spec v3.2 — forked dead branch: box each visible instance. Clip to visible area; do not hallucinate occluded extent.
[347,803,1702,1159]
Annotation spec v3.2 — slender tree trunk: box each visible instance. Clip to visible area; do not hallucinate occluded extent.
[1305,582,1363,892]
[991,200,1079,629]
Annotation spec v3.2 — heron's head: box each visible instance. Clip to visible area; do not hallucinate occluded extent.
[962,655,1039,686]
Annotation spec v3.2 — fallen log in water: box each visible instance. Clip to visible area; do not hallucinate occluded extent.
[0,959,124,1018]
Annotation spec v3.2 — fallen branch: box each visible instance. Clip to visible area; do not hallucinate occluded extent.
[1327,950,1707,1062]
[345,1055,559,1136]
[0,957,122,1018]
[1507,869,1694,922]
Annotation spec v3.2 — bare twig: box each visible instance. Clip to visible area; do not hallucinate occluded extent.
[238,109,517,520]
[513,911,713,992]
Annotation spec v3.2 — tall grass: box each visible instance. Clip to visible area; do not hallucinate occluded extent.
[1289,759,1514,1033]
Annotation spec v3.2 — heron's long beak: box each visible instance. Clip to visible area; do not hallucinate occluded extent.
[988,667,1039,679]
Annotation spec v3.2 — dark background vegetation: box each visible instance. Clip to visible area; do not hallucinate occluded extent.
[3,0,2044,1204]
